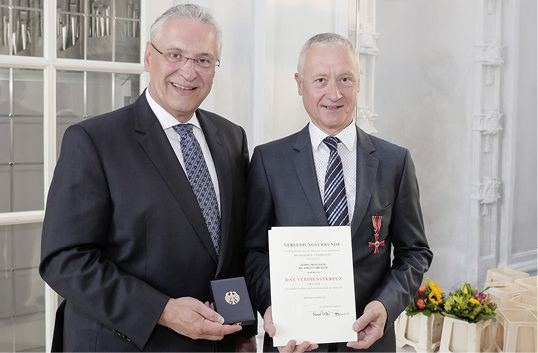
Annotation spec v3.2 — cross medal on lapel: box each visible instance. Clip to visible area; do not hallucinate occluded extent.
[368,216,385,254]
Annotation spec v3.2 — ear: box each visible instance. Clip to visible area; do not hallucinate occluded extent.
[143,42,152,72]
[294,73,303,96]
[357,76,361,94]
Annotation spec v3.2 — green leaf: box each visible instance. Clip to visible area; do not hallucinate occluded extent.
[441,312,462,320]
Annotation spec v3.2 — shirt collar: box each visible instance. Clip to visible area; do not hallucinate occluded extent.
[145,89,202,130]
[309,121,357,152]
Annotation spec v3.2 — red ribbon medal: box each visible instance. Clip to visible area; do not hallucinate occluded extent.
[368,216,385,254]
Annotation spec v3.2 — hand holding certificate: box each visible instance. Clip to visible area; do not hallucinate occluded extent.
[268,226,357,347]
[346,300,387,350]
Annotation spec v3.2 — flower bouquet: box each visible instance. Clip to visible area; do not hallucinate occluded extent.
[396,279,445,352]
[405,279,444,317]
[442,283,497,323]
[439,283,497,352]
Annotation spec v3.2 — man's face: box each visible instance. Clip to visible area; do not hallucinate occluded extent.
[144,17,218,122]
[295,46,360,136]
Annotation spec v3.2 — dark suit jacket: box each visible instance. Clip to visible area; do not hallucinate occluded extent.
[244,124,433,352]
[40,93,252,351]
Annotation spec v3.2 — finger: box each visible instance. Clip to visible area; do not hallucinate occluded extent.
[194,301,225,324]
[306,343,319,351]
[263,319,276,338]
[294,341,317,352]
[352,315,370,332]
[264,321,276,338]
[263,307,276,337]
[346,341,360,350]
[199,319,242,340]
[346,330,374,350]
[358,330,367,341]
[278,340,297,353]
[347,337,375,350]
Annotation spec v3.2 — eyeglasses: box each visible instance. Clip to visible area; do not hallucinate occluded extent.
[150,42,220,73]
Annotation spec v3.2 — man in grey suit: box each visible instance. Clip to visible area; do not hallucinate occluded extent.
[244,33,433,352]
[40,4,255,352]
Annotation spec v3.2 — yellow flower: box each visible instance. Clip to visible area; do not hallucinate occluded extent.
[462,283,473,295]
[429,290,443,305]
[426,280,444,305]
[429,281,441,293]
[470,298,480,305]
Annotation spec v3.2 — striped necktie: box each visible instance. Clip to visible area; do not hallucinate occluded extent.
[173,124,221,254]
[323,136,350,226]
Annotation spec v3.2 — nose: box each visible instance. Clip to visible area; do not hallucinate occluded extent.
[178,58,198,81]
[326,80,342,101]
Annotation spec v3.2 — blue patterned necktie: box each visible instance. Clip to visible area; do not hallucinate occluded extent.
[323,136,350,226]
[173,124,220,254]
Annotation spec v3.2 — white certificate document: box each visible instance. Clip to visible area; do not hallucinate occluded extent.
[268,226,357,346]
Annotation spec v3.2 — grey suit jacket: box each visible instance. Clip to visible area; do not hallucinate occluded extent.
[244,124,433,352]
[40,93,252,351]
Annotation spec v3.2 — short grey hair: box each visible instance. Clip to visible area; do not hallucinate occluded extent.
[150,4,222,58]
[297,33,357,77]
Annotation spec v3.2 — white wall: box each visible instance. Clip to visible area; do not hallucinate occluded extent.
[373,0,537,292]
[374,2,478,290]
[500,0,537,270]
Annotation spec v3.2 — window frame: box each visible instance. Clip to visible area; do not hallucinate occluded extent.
[0,1,174,349]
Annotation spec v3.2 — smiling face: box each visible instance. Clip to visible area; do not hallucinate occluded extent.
[295,45,360,136]
[144,16,218,122]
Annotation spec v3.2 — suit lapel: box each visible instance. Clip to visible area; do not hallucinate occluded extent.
[351,126,379,236]
[292,125,329,226]
[196,110,233,272]
[134,95,219,263]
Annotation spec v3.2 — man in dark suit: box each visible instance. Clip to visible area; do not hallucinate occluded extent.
[40,4,255,352]
[244,33,433,352]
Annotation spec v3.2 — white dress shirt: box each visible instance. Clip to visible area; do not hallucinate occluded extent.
[309,121,357,221]
[145,89,221,211]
